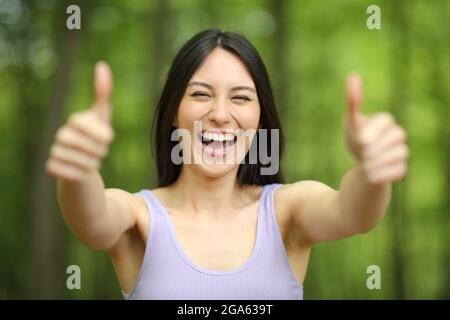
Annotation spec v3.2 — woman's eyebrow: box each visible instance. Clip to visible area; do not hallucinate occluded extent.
[187,81,213,90]
[187,82,256,93]
[231,86,256,93]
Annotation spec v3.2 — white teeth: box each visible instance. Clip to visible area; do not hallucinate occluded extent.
[202,132,235,142]
[222,134,234,141]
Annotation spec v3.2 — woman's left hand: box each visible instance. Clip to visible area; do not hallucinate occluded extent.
[345,73,410,185]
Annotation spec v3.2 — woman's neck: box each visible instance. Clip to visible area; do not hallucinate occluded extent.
[168,166,247,218]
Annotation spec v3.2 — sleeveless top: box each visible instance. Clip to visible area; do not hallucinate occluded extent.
[122,183,303,300]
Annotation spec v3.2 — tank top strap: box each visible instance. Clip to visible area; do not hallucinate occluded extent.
[259,183,285,249]
[135,189,165,218]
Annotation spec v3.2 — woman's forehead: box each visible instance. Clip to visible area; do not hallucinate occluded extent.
[190,48,255,88]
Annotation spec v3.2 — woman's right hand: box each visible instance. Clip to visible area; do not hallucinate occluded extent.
[46,62,115,182]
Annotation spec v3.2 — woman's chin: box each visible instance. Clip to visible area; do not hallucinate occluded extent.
[194,161,238,178]
[184,143,248,178]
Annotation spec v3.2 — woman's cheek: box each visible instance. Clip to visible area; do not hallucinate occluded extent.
[177,103,203,130]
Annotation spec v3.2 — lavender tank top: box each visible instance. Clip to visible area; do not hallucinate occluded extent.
[122,183,303,300]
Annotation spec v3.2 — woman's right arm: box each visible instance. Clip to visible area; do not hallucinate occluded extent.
[46,62,137,251]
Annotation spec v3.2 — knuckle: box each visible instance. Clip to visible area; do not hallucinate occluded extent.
[91,142,106,159]
[100,144,110,158]
[81,153,98,169]
[45,159,54,174]
[55,127,66,142]
[379,112,394,123]
[49,145,59,158]
[405,146,410,159]
[102,126,115,143]
[397,127,407,141]
[398,163,407,177]
[401,163,407,173]
[68,113,80,125]
[401,145,410,158]
[69,111,90,127]
[102,146,109,158]
[57,127,74,145]
[109,128,116,141]
[80,137,96,151]
[93,159,101,169]
[46,159,60,177]
[99,146,107,158]
[83,155,97,168]
[91,123,110,143]
[357,132,369,148]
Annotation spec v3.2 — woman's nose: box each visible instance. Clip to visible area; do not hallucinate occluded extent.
[208,97,232,125]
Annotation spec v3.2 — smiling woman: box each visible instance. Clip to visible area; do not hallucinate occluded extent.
[45,29,409,300]
[154,30,284,187]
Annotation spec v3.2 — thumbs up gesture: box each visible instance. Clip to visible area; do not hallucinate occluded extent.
[345,73,409,185]
[46,62,115,182]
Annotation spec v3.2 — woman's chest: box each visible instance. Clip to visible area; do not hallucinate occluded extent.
[170,210,258,271]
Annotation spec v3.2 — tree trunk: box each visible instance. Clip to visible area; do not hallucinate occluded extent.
[388,0,411,300]
[26,0,84,299]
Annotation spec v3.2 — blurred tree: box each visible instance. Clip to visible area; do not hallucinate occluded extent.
[25,0,88,299]
[432,0,450,300]
[388,0,410,300]
[271,0,288,119]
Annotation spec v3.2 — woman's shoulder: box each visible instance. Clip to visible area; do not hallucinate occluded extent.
[105,188,147,214]
[273,180,336,222]
[104,188,150,234]
[274,180,334,201]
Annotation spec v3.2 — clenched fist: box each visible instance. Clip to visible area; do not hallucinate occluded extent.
[46,62,115,182]
[345,73,409,185]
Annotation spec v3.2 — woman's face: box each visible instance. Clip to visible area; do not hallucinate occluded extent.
[175,47,261,178]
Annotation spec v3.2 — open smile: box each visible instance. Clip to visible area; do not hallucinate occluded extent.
[197,130,238,157]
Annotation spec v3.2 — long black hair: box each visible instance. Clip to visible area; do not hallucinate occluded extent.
[152,29,284,187]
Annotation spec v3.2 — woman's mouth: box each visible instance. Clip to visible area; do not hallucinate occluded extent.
[198,131,238,158]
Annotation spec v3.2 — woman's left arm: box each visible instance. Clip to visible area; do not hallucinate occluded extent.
[279,74,409,244]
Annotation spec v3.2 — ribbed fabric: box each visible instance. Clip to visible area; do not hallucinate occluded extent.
[122,183,303,300]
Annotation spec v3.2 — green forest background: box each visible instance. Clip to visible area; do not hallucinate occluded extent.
[0,0,449,299]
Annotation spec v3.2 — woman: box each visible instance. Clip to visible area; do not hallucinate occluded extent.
[46,29,409,299]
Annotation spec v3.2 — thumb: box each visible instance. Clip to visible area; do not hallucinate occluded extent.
[346,73,363,128]
[93,61,113,122]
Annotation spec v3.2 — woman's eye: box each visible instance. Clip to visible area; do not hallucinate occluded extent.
[232,95,251,101]
[191,92,210,98]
